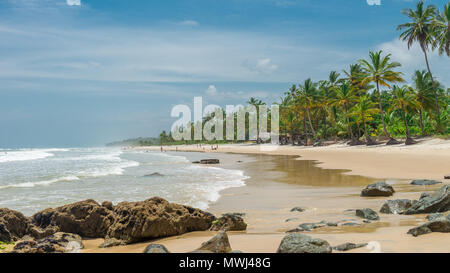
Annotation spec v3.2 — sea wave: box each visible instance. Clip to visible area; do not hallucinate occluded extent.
[0,149,67,163]
[0,175,80,189]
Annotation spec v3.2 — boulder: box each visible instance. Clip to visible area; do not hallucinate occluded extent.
[210,213,247,231]
[0,208,31,242]
[199,159,220,164]
[143,244,170,253]
[11,232,83,253]
[361,182,394,197]
[290,207,306,212]
[420,192,431,200]
[410,179,442,186]
[32,199,116,238]
[99,238,125,248]
[332,242,368,251]
[356,208,380,221]
[101,201,114,210]
[407,216,450,237]
[194,230,231,253]
[426,213,444,221]
[106,197,215,243]
[445,175,449,180]
[379,199,417,214]
[405,185,450,214]
[276,234,332,253]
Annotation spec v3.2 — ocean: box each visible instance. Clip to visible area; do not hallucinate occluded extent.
[0,147,248,216]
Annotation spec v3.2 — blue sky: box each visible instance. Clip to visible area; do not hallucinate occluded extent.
[0,0,449,147]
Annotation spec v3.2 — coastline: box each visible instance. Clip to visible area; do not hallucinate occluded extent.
[83,138,450,253]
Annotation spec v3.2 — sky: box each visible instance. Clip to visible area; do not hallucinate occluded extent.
[0,0,448,148]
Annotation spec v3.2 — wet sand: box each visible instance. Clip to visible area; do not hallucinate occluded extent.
[83,145,450,253]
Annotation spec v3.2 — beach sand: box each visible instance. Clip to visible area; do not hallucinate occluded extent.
[83,138,450,253]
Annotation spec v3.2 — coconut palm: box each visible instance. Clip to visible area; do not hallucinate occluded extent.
[433,2,450,57]
[247,97,266,142]
[359,50,404,143]
[296,78,319,140]
[331,81,359,142]
[349,96,380,145]
[389,85,419,144]
[397,1,441,121]
[412,70,436,135]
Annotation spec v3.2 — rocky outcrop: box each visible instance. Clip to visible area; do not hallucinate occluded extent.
[210,213,247,231]
[32,199,116,238]
[106,197,215,243]
[361,182,394,197]
[405,185,450,214]
[194,230,232,253]
[277,234,332,253]
[194,159,220,164]
[356,208,379,221]
[11,232,83,253]
[410,179,442,186]
[0,208,31,242]
[332,242,367,251]
[407,215,450,237]
[379,199,417,214]
[98,238,125,248]
[143,244,170,253]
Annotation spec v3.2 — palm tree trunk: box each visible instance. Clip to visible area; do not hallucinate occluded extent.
[362,118,372,144]
[345,104,354,140]
[423,49,441,123]
[376,81,391,138]
[306,106,316,139]
[323,112,327,140]
[419,108,424,136]
[401,104,411,139]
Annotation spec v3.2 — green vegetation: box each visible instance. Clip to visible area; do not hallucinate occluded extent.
[0,241,13,251]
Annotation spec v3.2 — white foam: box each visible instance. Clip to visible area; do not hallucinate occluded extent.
[0,175,80,189]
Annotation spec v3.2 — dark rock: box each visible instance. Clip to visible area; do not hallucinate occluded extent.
[290,207,306,212]
[32,199,116,238]
[356,208,380,221]
[199,159,220,164]
[379,199,417,214]
[405,185,450,214]
[405,137,417,145]
[285,218,299,223]
[143,244,170,253]
[411,179,442,186]
[210,213,247,231]
[277,233,332,253]
[106,197,215,243]
[426,213,444,221]
[99,238,125,248]
[286,220,337,232]
[386,138,402,145]
[0,208,31,242]
[195,230,231,253]
[407,217,450,237]
[28,225,59,240]
[144,172,164,177]
[101,201,114,210]
[361,182,394,197]
[230,250,244,253]
[420,192,431,200]
[340,222,361,227]
[11,232,83,253]
[332,242,368,251]
[192,161,200,164]
[445,175,450,180]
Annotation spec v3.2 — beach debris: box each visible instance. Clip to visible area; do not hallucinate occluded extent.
[194,230,232,253]
[356,208,380,221]
[286,220,339,232]
[285,218,299,222]
[410,179,442,186]
[143,172,164,177]
[405,185,450,214]
[99,238,125,248]
[143,244,170,253]
[277,233,332,253]
[407,215,450,237]
[290,206,306,212]
[445,175,450,180]
[210,213,247,231]
[332,242,368,251]
[361,181,395,197]
[0,208,31,242]
[379,199,417,214]
[194,159,220,164]
[11,232,83,253]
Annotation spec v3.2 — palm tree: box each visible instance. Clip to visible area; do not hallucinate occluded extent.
[247,97,266,142]
[359,50,404,143]
[389,85,419,144]
[349,96,379,145]
[412,70,435,135]
[397,1,441,121]
[433,2,450,57]
[296,78,318,140]
[318,71,340,139]
[331,81,359,143]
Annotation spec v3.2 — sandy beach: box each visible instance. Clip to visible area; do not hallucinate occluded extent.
[82,137,450,253]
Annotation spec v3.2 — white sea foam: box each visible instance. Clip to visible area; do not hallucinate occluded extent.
[0,149,55,163]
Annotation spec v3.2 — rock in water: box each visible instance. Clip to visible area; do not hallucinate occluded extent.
[106,197,215,243]
[356,208,380,220]
[144,172,164,177]
[410,179,442,186]
[143,244,170,253]
[332,242,368,251]
[199,159,220,164]
[32,199,116,238]
[290,207,306,212]
[195,230,232,253]
[407,216,450,237]
[277,233,332,253]
[11,232,83,253]
[379,199,417,214]
[405,185,450,214]
[0,208,31,242]
[361,182,394,197]
[210,213,247,231]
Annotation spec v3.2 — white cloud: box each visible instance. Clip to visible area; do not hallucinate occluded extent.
[178,20,199,27]
[66,0,81,6]
[205,85,218,96]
